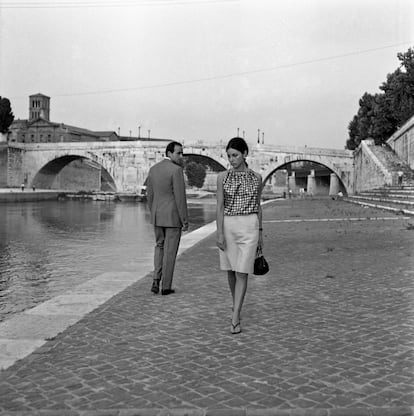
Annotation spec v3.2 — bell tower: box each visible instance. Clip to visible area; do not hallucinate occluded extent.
[29,93,50,121]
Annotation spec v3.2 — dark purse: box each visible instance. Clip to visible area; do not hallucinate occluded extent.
[253,247,269,275]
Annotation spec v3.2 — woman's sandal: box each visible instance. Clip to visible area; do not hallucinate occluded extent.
[230,321,241,334]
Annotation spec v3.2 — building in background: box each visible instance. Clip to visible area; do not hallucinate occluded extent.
[8,93,119,143]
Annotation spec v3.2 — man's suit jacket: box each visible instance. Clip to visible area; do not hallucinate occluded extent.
[146,159,188,228]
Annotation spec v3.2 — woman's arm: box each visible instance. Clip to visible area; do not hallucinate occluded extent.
[256,173,263,249]
[216,171,226,251]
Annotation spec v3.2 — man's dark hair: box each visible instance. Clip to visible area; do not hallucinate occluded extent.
[165,141,183,156]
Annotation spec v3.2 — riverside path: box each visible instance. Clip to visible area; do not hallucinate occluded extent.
[0,198,413,416]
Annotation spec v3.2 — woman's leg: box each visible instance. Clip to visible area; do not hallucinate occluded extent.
[231,272,248,331]
[227,270,236,308]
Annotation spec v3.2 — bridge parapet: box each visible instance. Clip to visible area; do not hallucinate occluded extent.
[250,144,352,157]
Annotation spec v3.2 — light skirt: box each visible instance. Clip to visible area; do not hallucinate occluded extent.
[219,214,259,274]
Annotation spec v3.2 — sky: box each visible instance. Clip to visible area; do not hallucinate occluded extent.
[0,0,413,150]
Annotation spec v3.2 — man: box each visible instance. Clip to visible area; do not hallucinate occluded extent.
[397,170,404,186]
[146,141,189,295]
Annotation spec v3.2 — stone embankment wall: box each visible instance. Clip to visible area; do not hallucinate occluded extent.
[387,114,414,169]
[353,140,393,192]
[5,146,25,187]
[0,144,8,187]
[0,191,60,202]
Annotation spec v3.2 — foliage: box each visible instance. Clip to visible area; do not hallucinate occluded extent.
[185,154,226,172]
[347,48,414,149]
[0,96,14,134]
[185,161,207,188]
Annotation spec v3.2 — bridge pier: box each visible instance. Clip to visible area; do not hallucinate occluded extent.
[288,172,298,194]
[329,173,341,196]
[307,170,316,196]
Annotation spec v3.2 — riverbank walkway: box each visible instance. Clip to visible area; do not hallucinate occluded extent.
[0,198,413,415]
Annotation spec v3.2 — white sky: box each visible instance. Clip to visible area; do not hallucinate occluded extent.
[1,0,413,149]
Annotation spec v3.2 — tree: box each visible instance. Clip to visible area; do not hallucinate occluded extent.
[346,47,414,149]
[346,115,359,150]
[346,93,377,149]
[380,58,414,127]
[0,97,14,134]
[369,93,397,144]
[357,93,377,140]
[185,161,206,188]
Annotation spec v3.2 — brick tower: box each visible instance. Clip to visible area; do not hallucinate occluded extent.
[29,93,50,121]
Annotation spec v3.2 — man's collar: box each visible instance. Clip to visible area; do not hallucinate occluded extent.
[163,157,181,166]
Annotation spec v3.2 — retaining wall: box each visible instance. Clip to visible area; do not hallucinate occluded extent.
[387,114,414,169]
[353,140,393,192]
[0,144,8,187]
[0,191,60,203]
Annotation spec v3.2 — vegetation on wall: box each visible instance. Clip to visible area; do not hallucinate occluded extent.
[346,48,414,150]
[0,97,14,134]
[185,161,207,188]
[185,154,226,172]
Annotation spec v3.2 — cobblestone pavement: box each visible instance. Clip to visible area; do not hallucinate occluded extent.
[0,199,413,416]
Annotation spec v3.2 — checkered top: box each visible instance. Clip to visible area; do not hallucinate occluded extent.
[223,169,260,216]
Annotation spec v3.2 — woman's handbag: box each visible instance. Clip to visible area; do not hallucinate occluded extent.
[253,247,269,275]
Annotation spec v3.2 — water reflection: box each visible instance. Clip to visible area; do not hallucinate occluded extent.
[0,199,216,322]
[33,201,116,232]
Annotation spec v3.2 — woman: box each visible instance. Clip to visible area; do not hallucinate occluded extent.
[216,137,263,334]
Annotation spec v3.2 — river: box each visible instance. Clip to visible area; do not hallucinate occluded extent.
[0,199,217,322]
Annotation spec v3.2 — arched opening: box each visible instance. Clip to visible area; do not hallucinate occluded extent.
[263,160,347,199]
[32,155,116,192]
[183,153,226,191]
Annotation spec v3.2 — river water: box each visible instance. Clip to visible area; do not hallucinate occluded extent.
[0,199,217,322]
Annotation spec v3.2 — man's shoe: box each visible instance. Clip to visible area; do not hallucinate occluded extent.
[151,280,160,294]
[161,289,175,296]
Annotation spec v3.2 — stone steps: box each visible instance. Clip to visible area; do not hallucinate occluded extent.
[361,192,414,200]
[351,194,414,206]
[344,198,414,215]
[357,190,414,200]
[345,185,414,216]
[369,144,414,182]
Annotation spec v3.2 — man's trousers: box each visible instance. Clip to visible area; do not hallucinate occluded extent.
[153,226,182,290]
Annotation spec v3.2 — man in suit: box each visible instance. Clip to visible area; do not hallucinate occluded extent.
[146,141,189,295]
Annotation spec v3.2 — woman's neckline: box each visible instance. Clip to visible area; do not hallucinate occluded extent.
[230,167,249,173]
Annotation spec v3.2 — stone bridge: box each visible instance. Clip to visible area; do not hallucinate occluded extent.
[6,141,354,195]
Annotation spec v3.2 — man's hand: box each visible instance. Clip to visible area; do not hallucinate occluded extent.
[182,223,189,232]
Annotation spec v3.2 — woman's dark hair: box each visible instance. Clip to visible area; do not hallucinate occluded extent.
[226,137,249,155]
[165,141,182,156]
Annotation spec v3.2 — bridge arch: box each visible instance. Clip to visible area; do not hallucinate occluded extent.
[32,154,116,192]
[262,159,348,197]
[183,153,227,191]
[184,153,227,172]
